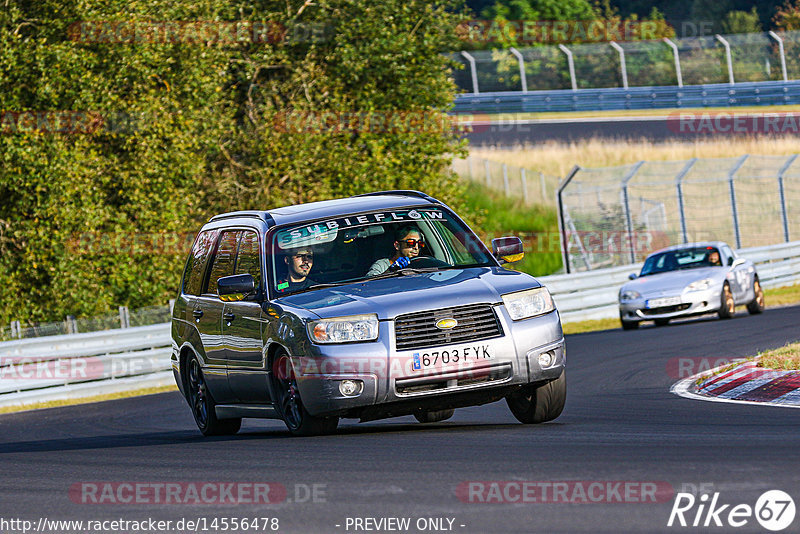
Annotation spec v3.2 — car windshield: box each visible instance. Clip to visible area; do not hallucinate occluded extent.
[269,207,496,295]
[640,247,721,277]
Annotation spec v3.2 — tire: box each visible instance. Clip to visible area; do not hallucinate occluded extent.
[620,313,639,330]
[506,370,566,424]
[414,409,455,423]
[746,278,765,315]
[654,318,670,327]
[273,350,338,436]
[718,282,735,319]
[187,356,241,436]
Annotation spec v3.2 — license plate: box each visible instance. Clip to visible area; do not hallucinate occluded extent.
[646,296,681,308]
[412,344,493,371]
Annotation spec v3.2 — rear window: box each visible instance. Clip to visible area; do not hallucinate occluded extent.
[182,230,219,296]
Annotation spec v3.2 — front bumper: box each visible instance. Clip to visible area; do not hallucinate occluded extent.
[619,288,719,322]
[294,306,565,417]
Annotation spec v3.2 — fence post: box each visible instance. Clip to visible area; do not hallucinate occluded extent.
[65,315,78,335]
[557,166,581,274]
[663,38,683,88]
[728,155,749,249]
[540,172,547,202]
[520,168,529,204]
[558,44,577,91]
[460,51,480,94]
[777,154,798,242]
[768,31,788,83]
[609,41,628,90]
[715,35,735,85]
[622,162,645,265]
[674,158,697,244]
[502,163,510,195]
[509,47,527,92]
[119,306,130,329]
[11,320,21,339]
[484,158,491,187]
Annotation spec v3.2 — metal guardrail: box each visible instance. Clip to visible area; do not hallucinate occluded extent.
[1,240,798,408]
[453,80,800,114]
[541,241,800,322]
[0,323,172,408]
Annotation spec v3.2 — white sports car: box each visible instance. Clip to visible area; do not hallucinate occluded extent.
[618,242,764,330]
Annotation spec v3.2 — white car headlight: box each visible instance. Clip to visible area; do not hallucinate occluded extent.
[619,289,642,301]
[502,287,555,321]
[308,314,379,344]
[685,278,712,292]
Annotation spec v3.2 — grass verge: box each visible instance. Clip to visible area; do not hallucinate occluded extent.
[461,180,561,276]
[757,342,800,370]
[0,384,178,415]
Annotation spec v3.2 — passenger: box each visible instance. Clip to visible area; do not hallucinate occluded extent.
[366,226,424,276]
[708,250,722,267]
[276,247,317,294]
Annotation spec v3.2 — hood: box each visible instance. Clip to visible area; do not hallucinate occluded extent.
[276,267,541,320]
[623,267,725,296]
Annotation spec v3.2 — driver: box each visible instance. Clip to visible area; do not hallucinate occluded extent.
[276,246,317,294]
[708,250,721,266]
[366,225,424,276]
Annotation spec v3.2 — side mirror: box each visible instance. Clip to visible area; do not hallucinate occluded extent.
[628,273,638,280]
[731,258,746,268]
[492,237,524,264]
[218,274,256,302]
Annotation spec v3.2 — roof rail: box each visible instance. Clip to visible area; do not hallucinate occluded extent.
[208,211,275,226]
[353,190,440,203]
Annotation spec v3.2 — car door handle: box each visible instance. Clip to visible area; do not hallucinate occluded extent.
[192,309,203,319]
[223,312,235,322]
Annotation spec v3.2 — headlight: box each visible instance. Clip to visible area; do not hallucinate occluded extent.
[685,278,712,292]
[502,287,555,321]
[619,289,642,301]
[308,314,379,344]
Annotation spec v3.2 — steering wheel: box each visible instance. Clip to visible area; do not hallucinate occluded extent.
[407,256,451,269]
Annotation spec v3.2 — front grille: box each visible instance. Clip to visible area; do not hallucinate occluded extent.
[641,303,691,316]
[395,364,512,395]
[394,304,503,351]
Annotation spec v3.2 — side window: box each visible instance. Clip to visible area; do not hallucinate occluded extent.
[205,230,240,296]
[183,230,219,296]
[235,230,262,292]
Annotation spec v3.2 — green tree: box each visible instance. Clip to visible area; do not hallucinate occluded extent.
[722,7,763,33]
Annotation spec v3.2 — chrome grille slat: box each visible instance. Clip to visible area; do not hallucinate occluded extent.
[394,304,503,351]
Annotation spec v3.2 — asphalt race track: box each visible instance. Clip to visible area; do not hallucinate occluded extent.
[2,306,800,533]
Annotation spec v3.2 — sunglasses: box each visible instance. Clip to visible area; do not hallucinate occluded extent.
[398,239,424,248]
[293,253,314,261]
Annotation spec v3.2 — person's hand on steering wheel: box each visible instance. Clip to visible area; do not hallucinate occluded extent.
[389,256,411,271]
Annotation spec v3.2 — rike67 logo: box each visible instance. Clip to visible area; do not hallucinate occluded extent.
[668,490,796,531]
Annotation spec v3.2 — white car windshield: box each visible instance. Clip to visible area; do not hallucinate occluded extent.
[640,247,721,277]
[269,207,495,295]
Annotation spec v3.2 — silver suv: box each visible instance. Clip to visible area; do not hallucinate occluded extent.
[171,191,566,436]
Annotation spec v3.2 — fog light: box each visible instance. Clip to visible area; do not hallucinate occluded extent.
[538,351,555,368]
[338,379,362,396]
